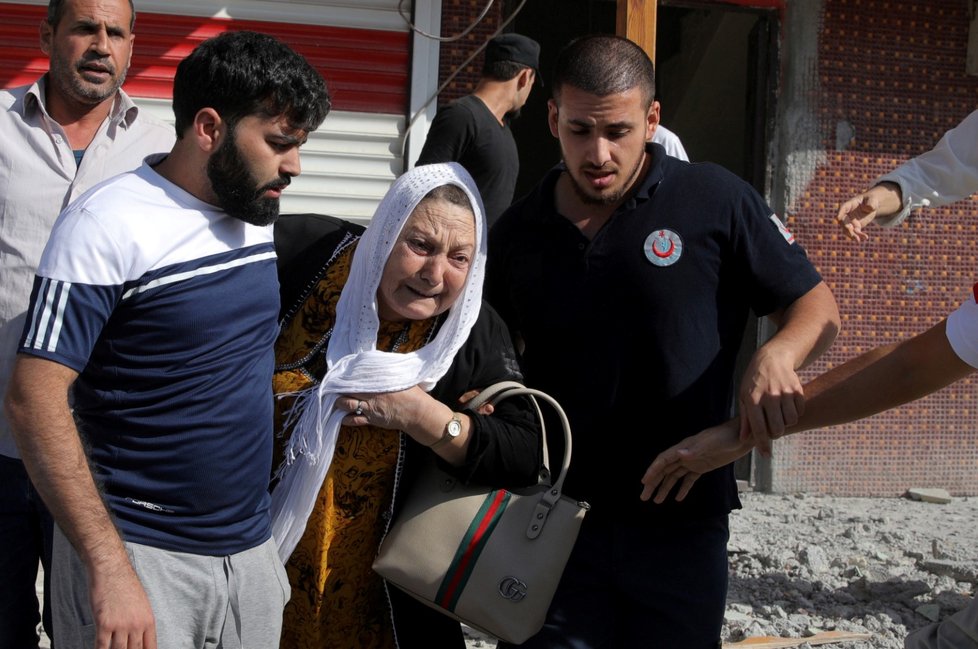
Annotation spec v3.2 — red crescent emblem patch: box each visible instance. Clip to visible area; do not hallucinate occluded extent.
[643,229,683,267]
[653,239,675,258]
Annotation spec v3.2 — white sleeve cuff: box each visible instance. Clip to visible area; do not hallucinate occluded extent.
[873,176,934,228]
[945,289,978,369]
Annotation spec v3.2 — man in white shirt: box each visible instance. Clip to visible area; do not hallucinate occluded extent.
[0,0,173,645]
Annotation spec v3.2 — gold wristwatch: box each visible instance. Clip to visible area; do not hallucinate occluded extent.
[429,413,462,449]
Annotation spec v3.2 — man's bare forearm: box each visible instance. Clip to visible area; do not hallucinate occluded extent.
[790,320,973,434]
[765,281,841,371]
[4,356,129,571]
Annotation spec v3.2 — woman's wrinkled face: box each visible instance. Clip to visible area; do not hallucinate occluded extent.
[376,197,476,322]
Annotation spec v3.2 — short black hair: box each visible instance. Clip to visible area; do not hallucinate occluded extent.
[171,30,331,138]
[47,0,135,32]
[552,35,655,107]
[482,60,530,82]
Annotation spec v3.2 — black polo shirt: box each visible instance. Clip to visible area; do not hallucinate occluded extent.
[487,143,822,520]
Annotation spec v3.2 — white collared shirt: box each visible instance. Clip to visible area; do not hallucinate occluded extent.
[877,108,978,227]
[0,76,175,457]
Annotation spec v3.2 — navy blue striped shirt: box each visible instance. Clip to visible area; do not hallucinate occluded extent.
[19,160,279,555]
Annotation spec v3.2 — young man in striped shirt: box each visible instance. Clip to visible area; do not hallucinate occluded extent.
[4,30,329,649]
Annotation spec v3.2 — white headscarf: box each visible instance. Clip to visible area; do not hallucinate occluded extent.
[270,162,487,562]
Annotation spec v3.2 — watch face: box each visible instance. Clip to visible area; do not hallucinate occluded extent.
[447,419,462,437]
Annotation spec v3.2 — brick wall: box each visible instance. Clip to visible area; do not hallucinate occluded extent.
[435,0,504,104]
[773,0,978,495]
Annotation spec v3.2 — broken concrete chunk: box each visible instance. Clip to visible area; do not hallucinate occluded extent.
[907,488,952,504]
[799,544,830,573]
[917,559,978,584]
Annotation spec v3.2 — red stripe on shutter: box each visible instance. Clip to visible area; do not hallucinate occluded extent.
[1,5,408,114]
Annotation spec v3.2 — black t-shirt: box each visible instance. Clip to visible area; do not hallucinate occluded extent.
[487,144,823,520]
[417,95,519,227]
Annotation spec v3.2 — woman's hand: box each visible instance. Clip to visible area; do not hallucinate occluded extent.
[339,387,470,464]
[339,386,429,430]
[457,389,495,415]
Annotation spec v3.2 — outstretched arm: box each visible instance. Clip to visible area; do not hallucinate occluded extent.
[792,319,972,430]
[837,109,978,241]
[4,356,157,649]
[738,281,840,457]
[642,318,973,503]
[836,182,903,242]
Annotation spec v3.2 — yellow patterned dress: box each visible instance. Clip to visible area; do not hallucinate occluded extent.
[273,243,438,649]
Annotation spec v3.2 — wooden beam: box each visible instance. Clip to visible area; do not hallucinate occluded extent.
[724,631,874,648]
[616,0,657,62]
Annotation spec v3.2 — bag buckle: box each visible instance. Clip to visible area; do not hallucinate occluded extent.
[525,489,561,539]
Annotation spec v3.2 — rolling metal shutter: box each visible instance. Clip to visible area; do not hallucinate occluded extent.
[0,0,417,222]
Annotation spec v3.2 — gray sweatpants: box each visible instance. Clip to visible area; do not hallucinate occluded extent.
[52,526,290,649]
[906,593,978,649]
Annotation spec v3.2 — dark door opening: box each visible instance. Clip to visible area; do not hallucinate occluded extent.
[507,1,777,192]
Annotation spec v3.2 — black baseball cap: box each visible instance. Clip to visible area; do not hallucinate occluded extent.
[485,33,542,85]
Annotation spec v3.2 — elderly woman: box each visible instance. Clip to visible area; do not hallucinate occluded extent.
[269,163,541,648]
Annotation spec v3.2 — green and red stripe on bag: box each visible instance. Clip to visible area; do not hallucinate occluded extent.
[372,383,590,644]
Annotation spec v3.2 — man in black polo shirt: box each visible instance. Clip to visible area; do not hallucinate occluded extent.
[487,35,840,649]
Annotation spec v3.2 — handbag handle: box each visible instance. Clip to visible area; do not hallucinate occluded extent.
[466,382,580,539]
[467,380,551,481]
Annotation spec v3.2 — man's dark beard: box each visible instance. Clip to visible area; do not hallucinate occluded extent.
[564,151,647,206]
[207,128,289,226]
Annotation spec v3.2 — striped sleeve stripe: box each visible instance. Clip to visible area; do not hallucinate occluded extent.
[49,281,72,351]
[24,279,73,353]
[121,251,277,301]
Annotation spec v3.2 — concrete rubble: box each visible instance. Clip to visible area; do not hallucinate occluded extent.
[464,491,978,649]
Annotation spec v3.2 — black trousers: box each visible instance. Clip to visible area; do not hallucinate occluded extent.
[0,454,55,649]
[500,511,729,649]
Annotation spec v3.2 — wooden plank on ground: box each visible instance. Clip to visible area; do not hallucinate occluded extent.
[723,631,873,648]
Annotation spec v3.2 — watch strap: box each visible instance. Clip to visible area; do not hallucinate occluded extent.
[429,413,462,449]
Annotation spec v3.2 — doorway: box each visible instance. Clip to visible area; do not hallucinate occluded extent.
[507,0,778,194]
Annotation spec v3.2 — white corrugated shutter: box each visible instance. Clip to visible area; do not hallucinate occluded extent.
[139,99,401,225]
[3,0,420,223]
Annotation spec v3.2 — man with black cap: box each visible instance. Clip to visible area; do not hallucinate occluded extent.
[417,32,540,226]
